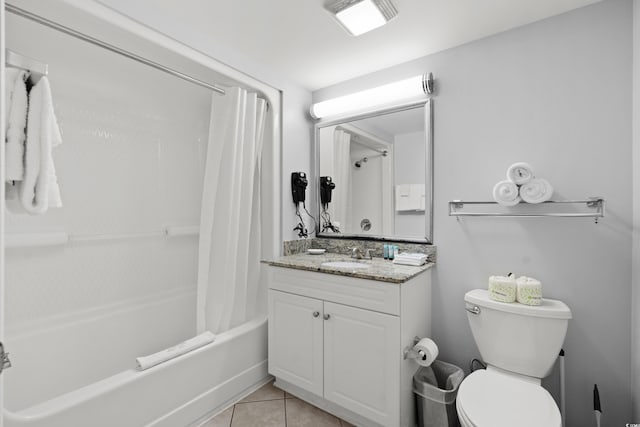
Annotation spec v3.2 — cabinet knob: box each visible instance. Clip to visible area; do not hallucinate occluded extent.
[323,313,331,320]
[313,311,320,318]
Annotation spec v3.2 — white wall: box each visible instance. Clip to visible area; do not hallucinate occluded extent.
[315,2,633,426]
[85,0,315,244]
[633,0,640,420]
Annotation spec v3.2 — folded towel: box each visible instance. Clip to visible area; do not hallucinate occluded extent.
[136,331,215,370]
[516,276,542,306]
[5,69,29,182]
[506,162,535,185]
[20,77,63,214]
[492,180,521,206]
[488,274,516,302]
[519,178,553,204]
[396,184,424,211]
[395,252,428,260]
[395,184,411,211]
[393,252,428,266]
[393,258,426,266]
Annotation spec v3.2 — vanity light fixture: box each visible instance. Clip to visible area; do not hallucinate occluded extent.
[326,0,398,36]
[310,72,434,120]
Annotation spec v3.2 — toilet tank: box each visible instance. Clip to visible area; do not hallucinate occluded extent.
[464,289,572,379]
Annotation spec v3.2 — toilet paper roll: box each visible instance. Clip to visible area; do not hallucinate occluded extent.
[516,276,543,306]
[413,338,439,367]
[488,274,517,303]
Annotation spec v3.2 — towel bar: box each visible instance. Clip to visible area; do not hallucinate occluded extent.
[448,197,605,223]
[5,226,199,248]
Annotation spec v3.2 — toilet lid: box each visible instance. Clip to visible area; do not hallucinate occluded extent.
[457,370,561,427]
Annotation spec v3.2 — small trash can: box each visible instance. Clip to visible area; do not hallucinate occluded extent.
[413,360,464,427]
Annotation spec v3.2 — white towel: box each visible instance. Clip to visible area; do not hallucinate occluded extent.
[395,184,425,211]
[395,184,411,211]
[5,69,29,182]
[519,178,553,204]
[20,77,63,214]
[136,331,216,370]
[492,180,521,206]
[506,162,534,185]
[393,252,428,266]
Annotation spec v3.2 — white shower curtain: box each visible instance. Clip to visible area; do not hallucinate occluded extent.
[333,129,351,231]
[197,87,267,334]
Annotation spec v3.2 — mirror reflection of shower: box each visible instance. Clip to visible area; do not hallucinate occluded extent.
[317,122,395,236]
[354,149,388,168]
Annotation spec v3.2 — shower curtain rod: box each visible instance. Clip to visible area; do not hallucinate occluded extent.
[351,138,388,155]
[5,3,226,95]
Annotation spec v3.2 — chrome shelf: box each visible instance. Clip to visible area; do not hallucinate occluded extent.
[448,197,605,223]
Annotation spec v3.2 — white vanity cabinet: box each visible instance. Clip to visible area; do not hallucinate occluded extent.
[268,290,324,395]
[267,264,432,427]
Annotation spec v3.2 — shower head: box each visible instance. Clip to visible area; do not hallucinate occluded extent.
[354,157,368,168]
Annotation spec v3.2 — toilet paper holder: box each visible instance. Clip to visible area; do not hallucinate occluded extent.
[403,336,425,360]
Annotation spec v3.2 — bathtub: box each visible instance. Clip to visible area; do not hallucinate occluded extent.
[4,316,268,427]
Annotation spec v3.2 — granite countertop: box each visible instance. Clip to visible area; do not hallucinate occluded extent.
[267,252,434,284]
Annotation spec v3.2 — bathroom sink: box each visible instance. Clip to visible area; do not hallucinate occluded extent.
[322,261,371,269]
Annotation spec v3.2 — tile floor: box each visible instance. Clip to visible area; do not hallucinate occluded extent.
[200,381,355,427]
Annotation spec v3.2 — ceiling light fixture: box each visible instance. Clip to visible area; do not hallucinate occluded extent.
[326,0,398,36]
[310,72,434,120]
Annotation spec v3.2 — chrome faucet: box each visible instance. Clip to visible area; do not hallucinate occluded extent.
[352,247,373,260]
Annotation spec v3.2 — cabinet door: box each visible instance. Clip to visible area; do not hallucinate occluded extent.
[268,290,324,395]
[323,302,400,426]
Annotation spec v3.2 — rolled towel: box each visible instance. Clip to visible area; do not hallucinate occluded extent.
[493,180,521,206]
[516,276,542,306]
[506,162,534,185]
[136,331,215,370]
[488,274,517,302]
[519,178,553,204]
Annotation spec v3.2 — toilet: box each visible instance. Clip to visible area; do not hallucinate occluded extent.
[456,289,572,427]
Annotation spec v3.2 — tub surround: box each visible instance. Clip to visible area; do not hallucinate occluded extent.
[269,252,433,284]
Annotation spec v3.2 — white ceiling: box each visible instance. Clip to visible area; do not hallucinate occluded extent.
[96,0,599,91]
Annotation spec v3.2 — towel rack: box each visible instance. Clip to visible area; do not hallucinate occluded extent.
[164,226,200,237]
[448,197,605,223]
[5,226,199,248]
[5,49,48,78]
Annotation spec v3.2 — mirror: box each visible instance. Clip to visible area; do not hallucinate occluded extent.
[315,99,433,243]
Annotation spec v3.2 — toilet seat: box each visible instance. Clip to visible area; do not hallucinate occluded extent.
[456,369,561,427]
